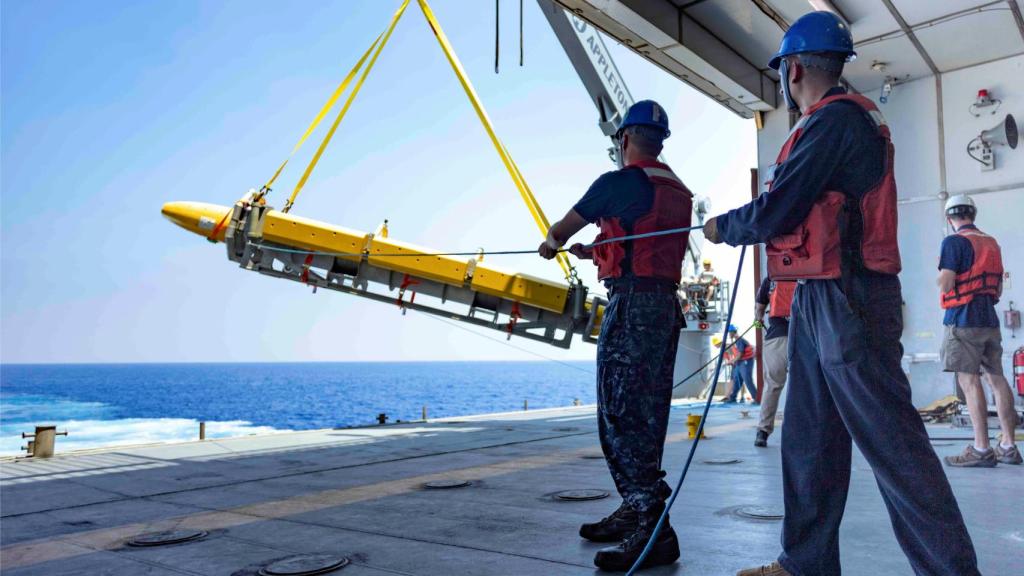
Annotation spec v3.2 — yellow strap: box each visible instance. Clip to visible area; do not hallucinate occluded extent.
[417,0,573,280]
[263,34,384,193]
[284,0,410,212]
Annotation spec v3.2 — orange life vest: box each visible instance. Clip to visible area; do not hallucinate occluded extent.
[769,280,797,319]
[765,94,901,280]
[593,161,693,283]
[738,339,755,361]
[941,227,1003,309]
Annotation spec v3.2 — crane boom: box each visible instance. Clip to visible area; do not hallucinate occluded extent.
[538,0,705,276]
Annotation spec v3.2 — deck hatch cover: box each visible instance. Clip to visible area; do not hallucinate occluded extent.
[555,489,609,501]
[702,458,742,465]
[126,529,208,547]
[258,555,349,576]
[735,505,784,520]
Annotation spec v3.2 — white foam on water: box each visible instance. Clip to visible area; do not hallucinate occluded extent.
[0,417,280,456]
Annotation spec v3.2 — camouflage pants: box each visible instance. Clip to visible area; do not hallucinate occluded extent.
[596,289,683,513]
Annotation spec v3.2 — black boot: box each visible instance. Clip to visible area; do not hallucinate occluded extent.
[580,501,638,543]
[754,430,769,448]
[593,507,679,571]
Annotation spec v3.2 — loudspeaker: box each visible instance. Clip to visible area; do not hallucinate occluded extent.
[980,114,1018,149]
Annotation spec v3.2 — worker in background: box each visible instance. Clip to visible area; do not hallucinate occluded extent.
[723,325,756,404]
[938,195,1021,467]
[698,258,720,302]
[538,100,692,571]
[753,278,795,447]
[702,12,980,576]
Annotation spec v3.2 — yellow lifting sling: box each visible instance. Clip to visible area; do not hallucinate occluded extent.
[261,0,575,280]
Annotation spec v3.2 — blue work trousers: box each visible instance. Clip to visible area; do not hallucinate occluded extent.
[778,276,979,576]
[727,358,756,402]
[596,289,683,513]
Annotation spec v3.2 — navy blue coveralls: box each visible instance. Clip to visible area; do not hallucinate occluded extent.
[716,88,979,575]
[575,168,685,514]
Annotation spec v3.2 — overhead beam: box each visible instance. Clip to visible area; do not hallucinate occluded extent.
[748,0,789,31]
[553,0,778,117]
[1010,0,1024,44]
[879,0,940,75]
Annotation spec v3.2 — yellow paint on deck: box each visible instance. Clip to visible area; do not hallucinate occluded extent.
[0,420,754,569]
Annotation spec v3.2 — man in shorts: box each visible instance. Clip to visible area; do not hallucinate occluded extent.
[938,194,1020,466]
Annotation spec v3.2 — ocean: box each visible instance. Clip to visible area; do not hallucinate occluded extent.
[0,361,595,456]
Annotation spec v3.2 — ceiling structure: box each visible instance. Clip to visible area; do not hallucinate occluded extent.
[553,0,1024,117]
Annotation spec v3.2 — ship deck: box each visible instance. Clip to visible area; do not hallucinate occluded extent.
[1,403,1020,575]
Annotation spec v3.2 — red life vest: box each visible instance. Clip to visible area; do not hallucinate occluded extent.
[593,161,693,283]
[765,94,901,280]
[940,227,1003,309]
[737,339,755,361]
[769,280,797,319]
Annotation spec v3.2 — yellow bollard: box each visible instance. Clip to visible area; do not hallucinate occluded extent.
[686,414,706,439]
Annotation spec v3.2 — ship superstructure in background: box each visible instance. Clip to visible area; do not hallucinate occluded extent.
[553,0,1023,407]
[162,0,730,399]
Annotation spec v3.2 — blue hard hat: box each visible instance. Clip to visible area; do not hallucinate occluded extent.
[617,100,670,138]
[768,11,855,70]
[728,324,738,333]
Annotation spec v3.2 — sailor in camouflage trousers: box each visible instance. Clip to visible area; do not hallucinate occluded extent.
[538,99,691,571]
[597,288,682,513]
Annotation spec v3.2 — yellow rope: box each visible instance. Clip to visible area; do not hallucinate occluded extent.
[262,33,384,194]
[283,0,411,212]
[417,0,574,280]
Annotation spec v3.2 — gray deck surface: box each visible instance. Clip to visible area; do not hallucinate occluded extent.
[1,403,1021,575]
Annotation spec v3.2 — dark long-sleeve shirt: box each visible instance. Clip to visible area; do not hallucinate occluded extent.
[717,88,887,266]
[756,277,789,340]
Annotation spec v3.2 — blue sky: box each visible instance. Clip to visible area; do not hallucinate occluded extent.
[1,0,756,363]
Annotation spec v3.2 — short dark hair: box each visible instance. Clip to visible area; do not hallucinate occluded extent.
[794,52,845,83]
[622,125,666,156]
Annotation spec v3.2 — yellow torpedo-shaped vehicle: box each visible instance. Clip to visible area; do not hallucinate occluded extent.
[162,198,604,348]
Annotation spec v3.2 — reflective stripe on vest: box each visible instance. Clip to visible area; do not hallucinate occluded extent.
[765,94,902,280]
[941,227,1003,309]
[593,161,693,283]
[769,280,797,319]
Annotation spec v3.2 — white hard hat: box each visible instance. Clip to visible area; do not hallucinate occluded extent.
[944,194,976,216]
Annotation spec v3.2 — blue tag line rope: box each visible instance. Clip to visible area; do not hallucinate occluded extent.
[249,225,703,259]
[625,244,747,575]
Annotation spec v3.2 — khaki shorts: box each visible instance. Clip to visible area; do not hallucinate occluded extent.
[941,326,1004,376]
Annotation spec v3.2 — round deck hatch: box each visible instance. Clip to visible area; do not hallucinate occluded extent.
[258,555,349,576]
[702,458,742,465]
[735,505,784,520]
[554,489,609,501]
[127,529,208,547]
[423,479,471,489]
